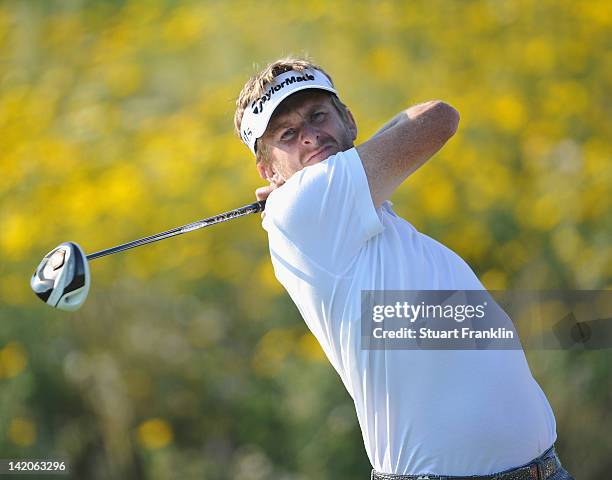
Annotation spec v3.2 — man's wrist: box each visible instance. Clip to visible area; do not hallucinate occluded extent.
[370,101,454,141]
[371,111,409,139]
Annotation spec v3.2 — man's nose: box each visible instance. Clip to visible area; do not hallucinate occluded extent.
[301,123,321,145]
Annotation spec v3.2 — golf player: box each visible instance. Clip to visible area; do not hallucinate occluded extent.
[234,57,574,480]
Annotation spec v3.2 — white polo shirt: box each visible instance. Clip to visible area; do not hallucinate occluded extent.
[262,147,556,475]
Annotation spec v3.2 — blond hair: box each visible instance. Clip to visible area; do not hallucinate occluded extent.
[234,56,350,164]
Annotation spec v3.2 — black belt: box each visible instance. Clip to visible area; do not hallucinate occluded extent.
[371,447,560,480]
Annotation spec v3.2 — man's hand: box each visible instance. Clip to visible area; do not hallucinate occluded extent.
[255,180,284,218]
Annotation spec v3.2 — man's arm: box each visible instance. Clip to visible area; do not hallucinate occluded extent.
[356,100,459,209]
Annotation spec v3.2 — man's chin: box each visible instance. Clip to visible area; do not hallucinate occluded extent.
[306,146,338,165]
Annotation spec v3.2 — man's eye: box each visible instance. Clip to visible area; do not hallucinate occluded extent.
[312,111,326,122]
[280,129,296,141]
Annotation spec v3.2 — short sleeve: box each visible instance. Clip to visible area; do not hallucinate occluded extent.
[262,147,384,276]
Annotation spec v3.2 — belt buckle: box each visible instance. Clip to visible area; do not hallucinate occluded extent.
[529,464,540,480]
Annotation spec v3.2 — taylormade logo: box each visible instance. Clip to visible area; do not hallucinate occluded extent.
[241,127,252,143]
[250,73,315,114]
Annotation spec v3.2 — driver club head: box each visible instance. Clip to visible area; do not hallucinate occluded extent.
[30,242,90,311]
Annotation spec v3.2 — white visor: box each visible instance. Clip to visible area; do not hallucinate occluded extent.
[240,68,337,155]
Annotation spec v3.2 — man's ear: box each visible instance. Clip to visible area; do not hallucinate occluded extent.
[257,161,283,186]
[256,161,272,181]
[346,109,358,141]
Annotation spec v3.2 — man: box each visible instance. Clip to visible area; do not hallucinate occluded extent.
[234,57,574,480]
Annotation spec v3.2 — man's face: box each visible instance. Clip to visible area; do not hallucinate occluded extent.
[257,91,357,182]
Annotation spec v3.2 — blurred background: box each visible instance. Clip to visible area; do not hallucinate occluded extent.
[0,0,610,478]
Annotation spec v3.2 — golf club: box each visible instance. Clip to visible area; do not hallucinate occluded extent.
[31,200,266,311]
